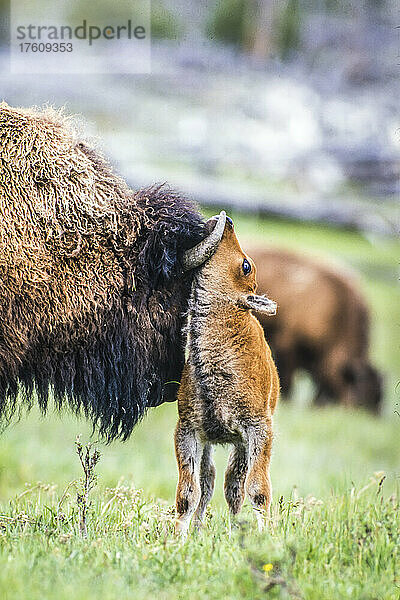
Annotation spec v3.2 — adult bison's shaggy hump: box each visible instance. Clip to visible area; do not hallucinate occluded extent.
[0,103,221,441]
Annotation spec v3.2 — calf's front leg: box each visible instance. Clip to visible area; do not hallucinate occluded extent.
[246,424,273,532]
[174,421,203,538]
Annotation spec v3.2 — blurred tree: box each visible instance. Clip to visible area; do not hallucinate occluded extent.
[0,0,9,46]
[68,0,183,40]
[276,0,301,60]
[206,0,302,60]
[206,0,250,48]
[67,0,147,25]
[251,1,280,59]
[151,1,183,39]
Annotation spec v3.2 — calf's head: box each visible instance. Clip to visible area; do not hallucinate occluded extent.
[185,212,276,315]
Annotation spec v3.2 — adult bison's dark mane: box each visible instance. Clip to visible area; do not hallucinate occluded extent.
[0,103,207,441]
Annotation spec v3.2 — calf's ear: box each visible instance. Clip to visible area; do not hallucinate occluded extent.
[245,294,277,315]
[182,211,227,271]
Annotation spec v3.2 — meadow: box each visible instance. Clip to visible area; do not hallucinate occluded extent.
[0,213,399,599]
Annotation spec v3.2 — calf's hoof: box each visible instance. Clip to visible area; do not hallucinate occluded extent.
[174,518,190,539]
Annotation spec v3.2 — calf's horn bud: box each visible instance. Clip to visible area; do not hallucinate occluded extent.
[182,210,226,271]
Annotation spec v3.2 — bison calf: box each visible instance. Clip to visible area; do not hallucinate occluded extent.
[175,212,279,537]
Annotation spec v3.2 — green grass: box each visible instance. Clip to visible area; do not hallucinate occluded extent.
[0,443,399,600]
[0,213,399,599]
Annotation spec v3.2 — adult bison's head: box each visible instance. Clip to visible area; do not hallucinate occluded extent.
[342,361,383,414]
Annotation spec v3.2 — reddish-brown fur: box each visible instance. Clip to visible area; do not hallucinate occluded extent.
[175,217,279,536]
[248,247,382,412]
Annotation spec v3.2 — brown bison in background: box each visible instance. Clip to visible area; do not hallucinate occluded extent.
[248,247,382,413]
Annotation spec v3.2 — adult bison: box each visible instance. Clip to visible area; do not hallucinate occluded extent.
[0,103,225,441]
[248,247,382,412]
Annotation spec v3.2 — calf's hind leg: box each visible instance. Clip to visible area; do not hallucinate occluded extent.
[174,421,203,537]
[246,426,273,532]
[193,443,216,527]
[224,444,248,519]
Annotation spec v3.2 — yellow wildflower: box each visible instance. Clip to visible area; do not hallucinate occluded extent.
[262,563,273,574]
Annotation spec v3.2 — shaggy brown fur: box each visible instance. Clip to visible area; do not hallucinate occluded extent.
[175,217,279,536]
[0,102,209,441]
[248,247,382,412]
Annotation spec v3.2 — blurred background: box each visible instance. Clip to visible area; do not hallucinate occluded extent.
[0,1,399,504]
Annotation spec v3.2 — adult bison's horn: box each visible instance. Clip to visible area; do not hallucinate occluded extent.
[182,210,227,271]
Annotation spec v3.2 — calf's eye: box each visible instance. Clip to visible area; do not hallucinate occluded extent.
[242,259,251,275]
